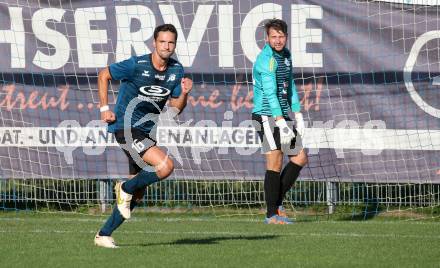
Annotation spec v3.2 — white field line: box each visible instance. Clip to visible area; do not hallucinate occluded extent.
[1,216,439,225]
[0,229,439,240]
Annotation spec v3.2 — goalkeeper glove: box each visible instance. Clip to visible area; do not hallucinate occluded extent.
[295,112,305,137]
[275,118,295,145]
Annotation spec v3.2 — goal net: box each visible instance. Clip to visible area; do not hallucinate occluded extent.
[0,0,439,220]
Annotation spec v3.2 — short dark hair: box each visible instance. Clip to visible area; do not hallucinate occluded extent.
[153,24,178,41]
[264,19,288,36]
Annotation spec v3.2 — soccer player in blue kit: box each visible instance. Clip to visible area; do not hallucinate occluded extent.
[94,24,193,248]
[252,19,308,224]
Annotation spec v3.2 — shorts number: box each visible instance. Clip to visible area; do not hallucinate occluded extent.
[131,139,145,153]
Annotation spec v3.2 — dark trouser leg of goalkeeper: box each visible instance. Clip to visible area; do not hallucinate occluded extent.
[276,162,303,207]
[265,170,281,218]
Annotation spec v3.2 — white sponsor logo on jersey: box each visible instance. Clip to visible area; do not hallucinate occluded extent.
[142,70,150,77]
[139,85,170,97]
[155,74,165,80]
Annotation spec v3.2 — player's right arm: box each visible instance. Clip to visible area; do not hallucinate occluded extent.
[257,54,295,144]
[98,56,136,123]
[257,56,283,120]
[98,67,116,123]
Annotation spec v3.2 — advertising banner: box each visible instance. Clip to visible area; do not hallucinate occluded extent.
[0,0,438,182]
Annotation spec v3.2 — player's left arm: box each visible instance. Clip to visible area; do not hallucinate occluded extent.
[288,67,301,113]
[169,77,193,114]
[288,68,305,135]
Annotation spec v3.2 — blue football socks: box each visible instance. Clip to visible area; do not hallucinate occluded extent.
[99,199,138,236]
[121,169,160,194]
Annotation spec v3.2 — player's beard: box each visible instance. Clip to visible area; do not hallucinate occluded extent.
[157,50,173,61]
[272,43,284,52]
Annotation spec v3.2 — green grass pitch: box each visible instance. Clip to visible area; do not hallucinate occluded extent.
[1,211,439,268]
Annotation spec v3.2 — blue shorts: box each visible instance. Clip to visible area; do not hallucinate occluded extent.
[114,128,156,175]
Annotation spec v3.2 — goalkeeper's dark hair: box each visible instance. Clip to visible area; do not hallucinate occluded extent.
[264,19,288,35]
[154,24,178,41]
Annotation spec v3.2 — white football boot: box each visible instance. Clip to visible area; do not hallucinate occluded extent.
[114,181,132,219]
[94,232,118,248]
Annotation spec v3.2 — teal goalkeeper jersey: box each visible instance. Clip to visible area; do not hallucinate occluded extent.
[252,44,300,117]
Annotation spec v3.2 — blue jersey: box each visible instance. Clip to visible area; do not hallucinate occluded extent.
[108,54,184,133]
[252,44,300,117]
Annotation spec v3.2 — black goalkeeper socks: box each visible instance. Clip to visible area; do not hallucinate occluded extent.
[264,170,281,218]
[276,162,303,207]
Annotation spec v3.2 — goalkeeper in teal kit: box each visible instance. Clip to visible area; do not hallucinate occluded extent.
[252,19,308,224]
